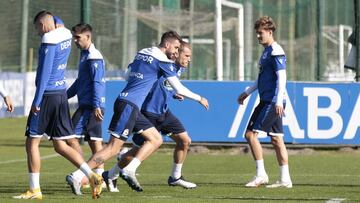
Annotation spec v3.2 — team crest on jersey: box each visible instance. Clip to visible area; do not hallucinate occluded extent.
[94,63,98,68]
[122,129,129,137]
[278,58,285,64]
[262,52,268,59]
[163,79,173,91]
[44,48,48,55]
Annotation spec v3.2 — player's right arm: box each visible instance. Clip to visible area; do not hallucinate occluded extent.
[237,78,258,105]
[67,78,78,99]
[0,85,14,112]
[0,84,8,99]
[32,43,56,113]
[166,76,209,110]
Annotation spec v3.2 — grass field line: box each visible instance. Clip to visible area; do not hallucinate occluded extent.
[140,173,360,177]
[326,198,346,203]
[0,153,60,165]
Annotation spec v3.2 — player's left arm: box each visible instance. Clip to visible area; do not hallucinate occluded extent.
[90,59,105,121]
[274,55,287,117]
[32,44,56,113]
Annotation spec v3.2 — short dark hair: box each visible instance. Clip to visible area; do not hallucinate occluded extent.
[72,23,93,34]
[33,10,53,24]
[159,31,182,47]
[254,16,276,32]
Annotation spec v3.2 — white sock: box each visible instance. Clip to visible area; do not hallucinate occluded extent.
[79,163,93,178]
[255,159,267,177]
[29,173,40,190]
[171,163,183,179]
[95,168,104,176]
[280,164,291,182]
[123,158,141,173]
[108,164,121,179]
[72,169,86,183]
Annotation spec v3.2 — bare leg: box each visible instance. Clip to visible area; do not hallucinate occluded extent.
[89,140,104,170]
[66,138,83,157]
[245,130,263,161]
[170,132,191,164]
[119,147,138,168]
[52,140,87,168]
[87,136,125,169]
[26,137,42,173]
[133,127,162,161]
[271,136,288,166]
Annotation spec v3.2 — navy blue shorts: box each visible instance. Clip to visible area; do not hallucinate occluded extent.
[72,107,104,141]
[108,98,140,141]
[25,90,74,140]
[132,110,185,147]
[247,100,285,136]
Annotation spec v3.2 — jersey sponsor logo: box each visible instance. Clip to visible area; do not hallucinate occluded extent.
[55,79,66,87]
[60,40,71,50]
[129,72,144,79]
[101,97,105,103]
[58,63,67,70]
[135,54,154,64]
[120,92,128,97]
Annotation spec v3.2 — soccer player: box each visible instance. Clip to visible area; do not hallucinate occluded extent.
[237,16,292,188]
[67,31,208,195]
[103,41,199,191]
[64,23,106,195]
[13,11,103,200]
[0,85,14,112]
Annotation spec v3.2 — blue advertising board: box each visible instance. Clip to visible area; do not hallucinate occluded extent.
[103,80,360,145]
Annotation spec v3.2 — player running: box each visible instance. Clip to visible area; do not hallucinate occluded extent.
[66,31,208,196]
[237,16,292,188]
[103,41,201,191]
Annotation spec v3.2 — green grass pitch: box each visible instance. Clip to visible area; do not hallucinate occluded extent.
[0,117,359,202]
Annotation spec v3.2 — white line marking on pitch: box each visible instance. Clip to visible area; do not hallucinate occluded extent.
[326,198,346,203]
[0,154,60,165]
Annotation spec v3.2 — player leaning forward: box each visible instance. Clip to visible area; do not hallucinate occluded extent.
[237,16,292,188]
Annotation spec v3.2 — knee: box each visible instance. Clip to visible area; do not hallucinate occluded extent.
[154,135,163,148]
[53,145,65,155]
[177,136,191,149]
[271,136,282,146]
[66,139,79,148]
[245,131,254,141]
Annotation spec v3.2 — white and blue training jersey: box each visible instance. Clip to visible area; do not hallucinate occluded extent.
[32,27,72,107]
[119,47,177,109]
[67,43,106,109]
[141,65,184,114]
[257,42,286,103]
